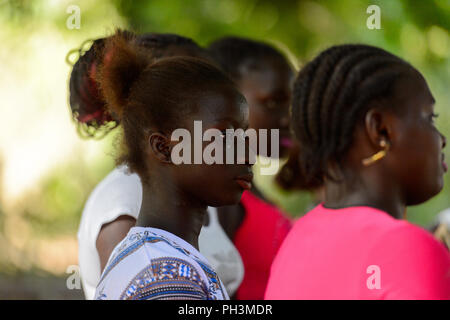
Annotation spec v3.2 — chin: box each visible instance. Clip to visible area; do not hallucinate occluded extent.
[278,147,289,159]
[206,190,243,207]
[430,175,445,198]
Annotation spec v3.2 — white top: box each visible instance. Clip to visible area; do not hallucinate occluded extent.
[77,165,142,300]
[77,165,243,299]
[94,227,229,300]
[199,208,244,296]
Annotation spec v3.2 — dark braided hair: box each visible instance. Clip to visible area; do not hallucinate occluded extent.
[291,44,416,190]
[207,36,291,81]
[68,32,210,139]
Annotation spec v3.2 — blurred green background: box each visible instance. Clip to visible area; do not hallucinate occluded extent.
[0,0,448,298]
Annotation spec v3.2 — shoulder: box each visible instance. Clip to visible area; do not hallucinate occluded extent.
[97,230,211,300]
[365,221,450,299]
[101,229,204,282]
[371,220,449,260]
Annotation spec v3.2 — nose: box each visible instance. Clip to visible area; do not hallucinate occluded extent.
[442,133,447,149]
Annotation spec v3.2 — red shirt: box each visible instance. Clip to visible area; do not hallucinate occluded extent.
[233,191,292,300]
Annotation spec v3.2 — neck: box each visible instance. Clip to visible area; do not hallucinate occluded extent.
[250,183,265,201]
[136,174,207,250]
[323,166,406,220]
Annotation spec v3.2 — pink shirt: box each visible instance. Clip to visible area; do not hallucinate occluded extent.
[265,204,450,300]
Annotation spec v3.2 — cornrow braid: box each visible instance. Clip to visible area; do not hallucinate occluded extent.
[291,44,414,189]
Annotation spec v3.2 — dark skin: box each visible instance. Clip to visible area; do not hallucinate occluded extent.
[137,86,252,250]
[98,84,251,271]
[238,56,294,158]
[323,71,446,219]
[97,54,294,271]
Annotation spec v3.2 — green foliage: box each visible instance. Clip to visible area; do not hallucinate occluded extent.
[19,157,115,237]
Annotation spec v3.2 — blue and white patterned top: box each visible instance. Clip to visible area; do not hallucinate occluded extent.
[94,227,229,300]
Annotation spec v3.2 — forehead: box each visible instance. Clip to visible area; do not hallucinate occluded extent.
[190,86,249,126]
[239,58,294,96]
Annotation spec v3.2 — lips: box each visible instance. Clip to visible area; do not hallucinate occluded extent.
[235,172,254,190]
[443,154,448,173]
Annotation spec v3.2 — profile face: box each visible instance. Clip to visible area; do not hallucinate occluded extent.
[385,71,446,205]
[171,84,253,207]
[238,57,294,158]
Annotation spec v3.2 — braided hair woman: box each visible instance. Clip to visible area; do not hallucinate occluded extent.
[265,44,449,299]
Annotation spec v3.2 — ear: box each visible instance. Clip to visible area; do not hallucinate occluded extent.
[364,108,392,148]
[149,133,172,163]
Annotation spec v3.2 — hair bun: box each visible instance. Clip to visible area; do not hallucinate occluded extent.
[96,29,151,121]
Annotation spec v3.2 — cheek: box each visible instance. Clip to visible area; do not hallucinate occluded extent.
[392,125,444,202]
[181,165,243,206]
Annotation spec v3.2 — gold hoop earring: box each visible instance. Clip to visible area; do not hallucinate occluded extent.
[362,140,389,166]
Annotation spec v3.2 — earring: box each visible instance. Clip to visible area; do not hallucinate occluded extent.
[362,139,389,166]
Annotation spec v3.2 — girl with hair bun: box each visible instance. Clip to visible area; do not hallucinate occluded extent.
[71,32,243,300]
[92,30,252,300]
[265,44,450,299]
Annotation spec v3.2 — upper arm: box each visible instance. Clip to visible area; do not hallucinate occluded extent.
[96,215,136,273]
